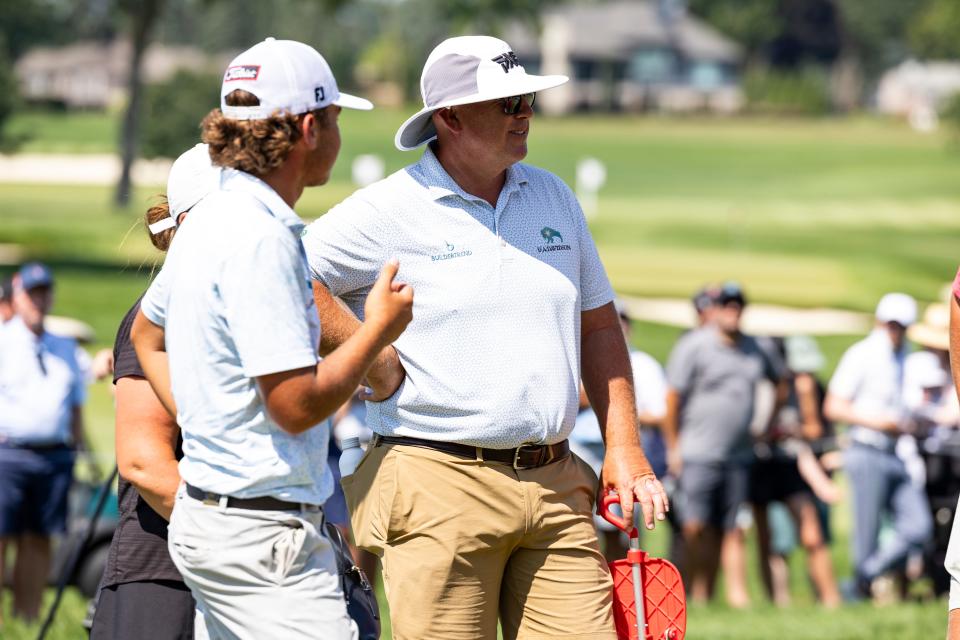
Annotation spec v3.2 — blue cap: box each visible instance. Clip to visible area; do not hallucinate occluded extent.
[17,262,54,291]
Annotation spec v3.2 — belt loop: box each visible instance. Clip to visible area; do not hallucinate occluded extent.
[372,433,382,448]
[218,495,229,513]
[475,447,484,463]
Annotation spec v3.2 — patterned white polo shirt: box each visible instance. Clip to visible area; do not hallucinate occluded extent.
[302,145,614,448]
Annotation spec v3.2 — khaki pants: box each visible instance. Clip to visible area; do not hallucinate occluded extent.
[341,443,616,640]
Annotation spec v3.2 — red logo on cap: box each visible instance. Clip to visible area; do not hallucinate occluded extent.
[224,65,261,82]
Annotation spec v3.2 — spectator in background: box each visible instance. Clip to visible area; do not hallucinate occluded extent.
[570,299,668,561]
[0,262,87,622]
[664,282,784,607]
[905,303,958,437]
[691,284,720,327]
[751,336,840,608]
[945,269,960,639]
[825,293,933,600]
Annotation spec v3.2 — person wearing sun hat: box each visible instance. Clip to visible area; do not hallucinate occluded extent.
[825,292,933,600]
[301,35,668,639]
[130,38,413,639]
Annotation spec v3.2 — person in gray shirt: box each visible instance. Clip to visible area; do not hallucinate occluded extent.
[663,282,784,608]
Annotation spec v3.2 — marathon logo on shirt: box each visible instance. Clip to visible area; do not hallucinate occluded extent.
[537,227,571,253]
[431,240,473,262]
[224,65,261,82]
[492,51,521,73]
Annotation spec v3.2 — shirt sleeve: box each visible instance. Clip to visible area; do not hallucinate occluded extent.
[140,267,170,328]
[218,231,318,378]
[68,339,86,407]
[827,345,862,400]
[666,332,698,395]
[632,352,667,418]
[113,299,146,383]
[566,184,614,311]
[301,196,387,318]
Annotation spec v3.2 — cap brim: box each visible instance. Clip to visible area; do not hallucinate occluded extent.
[334,92,373,111]
[394,73,568,151]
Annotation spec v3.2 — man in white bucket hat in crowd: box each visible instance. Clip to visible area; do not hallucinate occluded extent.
[302,35,668,639]
[131,38,413,639]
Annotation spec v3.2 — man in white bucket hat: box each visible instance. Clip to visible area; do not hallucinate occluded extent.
[302,35,668,639]
[131,38,413,639]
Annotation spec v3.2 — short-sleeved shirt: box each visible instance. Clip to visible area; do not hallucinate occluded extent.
[101,297,184,587]
[666,327,782,462]
[141,169,332,505]
[827,328,906,450]
[0,316,84,445]
[302,145,614,449]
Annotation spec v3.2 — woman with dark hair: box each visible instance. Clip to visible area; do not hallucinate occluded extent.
[89,144,219,640]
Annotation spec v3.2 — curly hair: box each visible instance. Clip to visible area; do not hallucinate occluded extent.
[144,196,177,252]
[201,89,331,176]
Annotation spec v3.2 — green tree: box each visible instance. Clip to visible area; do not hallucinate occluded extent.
[908,0,960,59]
[141,69,221,159]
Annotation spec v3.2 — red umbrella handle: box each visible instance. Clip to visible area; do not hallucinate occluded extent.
[599,492,638,538]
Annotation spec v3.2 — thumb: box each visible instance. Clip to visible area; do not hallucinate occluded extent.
[375,258,400,290]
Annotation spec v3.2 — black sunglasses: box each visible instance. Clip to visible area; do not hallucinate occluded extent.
[498,93,536,115]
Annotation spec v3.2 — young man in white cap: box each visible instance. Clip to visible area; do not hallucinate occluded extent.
[302,35,667,639]
[131,38,413,639]
[825,292,933,600]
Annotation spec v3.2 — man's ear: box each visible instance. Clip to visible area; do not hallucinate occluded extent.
[433,108,462,136]
[301,112,319,150]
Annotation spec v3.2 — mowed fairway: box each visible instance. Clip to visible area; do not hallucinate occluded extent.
[0,112,956,638]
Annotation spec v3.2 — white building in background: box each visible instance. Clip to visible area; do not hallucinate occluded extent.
[876,60,960,130]
[505,0,744,115]
[15,40,229,110]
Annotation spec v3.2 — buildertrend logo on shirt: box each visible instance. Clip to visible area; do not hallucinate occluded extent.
[431,240,473,262]
[538,227,571,253]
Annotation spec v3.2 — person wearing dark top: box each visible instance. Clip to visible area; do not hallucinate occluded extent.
[89,144,219,639]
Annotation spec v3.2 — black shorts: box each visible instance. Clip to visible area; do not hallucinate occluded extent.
[90,580,195,640]
[0,445,74,535]
[679,460,750,531]
[749,456,810,506]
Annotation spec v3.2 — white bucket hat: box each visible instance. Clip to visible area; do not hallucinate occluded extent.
[221,37,372,121]
[149,143,220,235]
[395,35,568,151]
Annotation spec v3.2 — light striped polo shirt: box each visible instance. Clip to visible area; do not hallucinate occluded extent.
[302,145,614,448]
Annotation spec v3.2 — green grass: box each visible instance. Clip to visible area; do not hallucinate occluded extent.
[0,111,956,638]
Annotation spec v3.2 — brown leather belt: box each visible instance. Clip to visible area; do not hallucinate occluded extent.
[373,434,569,470]
[185,483,320,512]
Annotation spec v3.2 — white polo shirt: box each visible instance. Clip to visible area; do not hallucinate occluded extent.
[828,328,906,450]
[141,169,332,505]
[0,317,85,445]
[302,145,614,448]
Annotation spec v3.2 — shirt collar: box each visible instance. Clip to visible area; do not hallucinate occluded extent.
[220,169,305,235]
[416,145,529,204]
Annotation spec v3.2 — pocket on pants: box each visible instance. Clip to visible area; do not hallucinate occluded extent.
[270,520,307,584]
[341,445,397,556]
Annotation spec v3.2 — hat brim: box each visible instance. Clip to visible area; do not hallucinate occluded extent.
[394,73,568,151]
[334,92,373,111]
[907,324,950,351]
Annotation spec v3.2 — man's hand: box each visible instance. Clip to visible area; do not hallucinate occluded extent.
[600,443,669,531]
[363,259,414,346]
[666,447,683,477]
[360,346,406,401]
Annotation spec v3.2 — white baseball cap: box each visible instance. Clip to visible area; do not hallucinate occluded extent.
[395,35,568,151]
[875,292,917,327]
[149,143,220,235]
[220,37,372,121]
